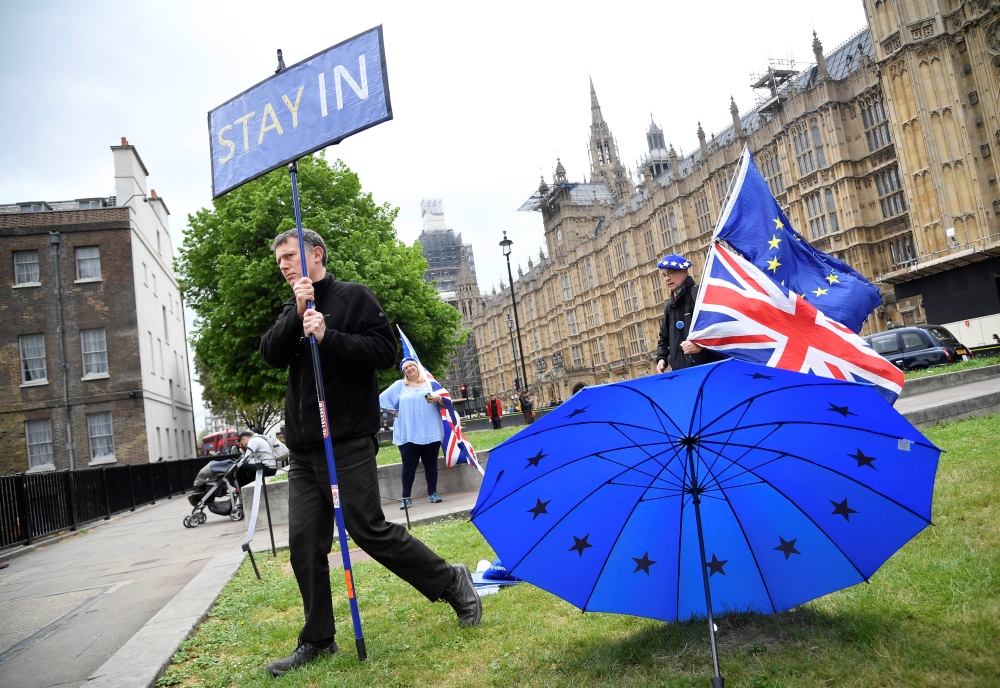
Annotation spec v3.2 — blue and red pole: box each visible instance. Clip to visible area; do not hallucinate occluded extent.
[288,160,367,661]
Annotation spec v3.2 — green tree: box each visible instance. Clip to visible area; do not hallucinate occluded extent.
[194,355,283,432]
[177,154,464,411]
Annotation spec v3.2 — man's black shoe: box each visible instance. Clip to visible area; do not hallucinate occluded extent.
[441,563,482,627]
[266,639,338,677]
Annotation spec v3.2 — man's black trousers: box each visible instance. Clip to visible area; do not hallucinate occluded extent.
[287,435,454,644]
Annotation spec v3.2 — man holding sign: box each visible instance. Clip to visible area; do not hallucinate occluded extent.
[209,28,479,677]
[260,229,481,676]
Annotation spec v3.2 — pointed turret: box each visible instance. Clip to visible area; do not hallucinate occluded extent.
[697,122,709,161]
[813,31,829,81]
[669,144,679,177]
[590,76,604,124]
[730,96,744,139]
[554,158,567,184]
[587,79,632,199]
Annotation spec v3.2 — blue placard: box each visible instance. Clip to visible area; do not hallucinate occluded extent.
[208,26,391,198]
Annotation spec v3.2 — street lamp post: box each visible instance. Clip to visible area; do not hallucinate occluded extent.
[499,231,529,394]
[506,315,519,391]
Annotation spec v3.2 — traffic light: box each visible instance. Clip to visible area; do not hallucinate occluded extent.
[460,384,468,398]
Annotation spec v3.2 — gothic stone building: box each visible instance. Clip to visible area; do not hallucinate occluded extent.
[470,0,1000,405]
[417,200,484,404]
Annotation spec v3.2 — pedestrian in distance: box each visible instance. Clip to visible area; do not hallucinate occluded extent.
[259,228,481,678]
[379,357,446,509]
[519,391,534,424]
[486,394,503,429]
[655,254,723,373]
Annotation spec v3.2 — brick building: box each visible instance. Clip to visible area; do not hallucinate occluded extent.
[0,140,196,474]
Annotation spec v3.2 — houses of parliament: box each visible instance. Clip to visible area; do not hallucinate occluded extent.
[450,0,1000,405]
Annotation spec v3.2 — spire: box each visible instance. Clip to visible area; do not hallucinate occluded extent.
[590,76,604,124]
[697,122,709,161]
[730,96,744,138]
[646,115,665,150]
[669,144,679,177]
[538,175,549,194]
[813,31,829,81]
[554,157,567,184]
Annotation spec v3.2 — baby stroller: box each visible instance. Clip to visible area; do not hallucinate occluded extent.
[184,454,249,527]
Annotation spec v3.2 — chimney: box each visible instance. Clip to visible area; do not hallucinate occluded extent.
[150,189,158,198]
[121,137,128,146]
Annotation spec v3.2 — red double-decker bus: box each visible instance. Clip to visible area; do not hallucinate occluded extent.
[200,428,239,455]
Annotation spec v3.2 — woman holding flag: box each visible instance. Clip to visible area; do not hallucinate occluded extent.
[380,356,446,508]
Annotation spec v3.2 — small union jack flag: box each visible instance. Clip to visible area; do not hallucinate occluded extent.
[689,243,905,402]
[398,328,483,474]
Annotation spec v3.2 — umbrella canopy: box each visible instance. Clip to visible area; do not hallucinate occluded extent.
[471,359,940,623]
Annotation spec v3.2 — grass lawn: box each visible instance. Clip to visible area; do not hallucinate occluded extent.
[375,426,523,466]
[160,415,1000,687]
[903,354,999,380]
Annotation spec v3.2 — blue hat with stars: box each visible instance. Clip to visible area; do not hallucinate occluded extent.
[657,254,691,270]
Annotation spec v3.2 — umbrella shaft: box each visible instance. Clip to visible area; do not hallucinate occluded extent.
[689,449,723,683]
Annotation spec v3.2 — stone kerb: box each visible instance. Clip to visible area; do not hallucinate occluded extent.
[898,363,1000,398]
[243,450,491,527]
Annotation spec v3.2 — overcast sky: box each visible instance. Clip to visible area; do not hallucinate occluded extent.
[1,1,869,429]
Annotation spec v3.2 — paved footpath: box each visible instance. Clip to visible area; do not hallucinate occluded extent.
[0,484,477,688]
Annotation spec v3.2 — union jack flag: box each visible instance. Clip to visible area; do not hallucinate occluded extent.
[689,243,905,402]
[398,328,483,474]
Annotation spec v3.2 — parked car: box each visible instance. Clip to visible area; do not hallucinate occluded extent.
[864,325,973,370]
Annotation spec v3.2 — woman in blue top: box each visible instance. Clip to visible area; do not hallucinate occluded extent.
[379,357,446,509]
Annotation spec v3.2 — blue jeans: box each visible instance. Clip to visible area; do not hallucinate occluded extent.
[398,441,440,497]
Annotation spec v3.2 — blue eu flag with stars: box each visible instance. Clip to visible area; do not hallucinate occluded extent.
[713,147,881,333]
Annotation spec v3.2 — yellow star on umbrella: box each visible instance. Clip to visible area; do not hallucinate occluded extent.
[773,217,784,231]
[825,272,840,285]
[812,286,829,297]
[767,256,781,273]
[768,235,781,250]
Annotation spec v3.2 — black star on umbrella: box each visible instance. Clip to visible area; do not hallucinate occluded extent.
[527,498,551,520]
[774,536,801,560]
[830,498,858,521]
[848,448,877,469]
[569,534,593,557]
[827,403,857,418]
[632,551,657,574]
[747,372,774,380]
[705,553,728,577]
[525,450,547,468]
[566,406,588,418]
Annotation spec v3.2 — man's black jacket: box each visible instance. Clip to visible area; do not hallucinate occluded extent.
[655,275,722,371]
[260,274,396,452]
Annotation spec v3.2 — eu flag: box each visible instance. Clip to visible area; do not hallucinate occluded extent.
[713,147,881,333]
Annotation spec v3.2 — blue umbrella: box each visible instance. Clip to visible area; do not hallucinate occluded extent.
[471,359,940,686]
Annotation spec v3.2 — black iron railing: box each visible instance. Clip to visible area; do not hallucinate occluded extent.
[0,456,236,551]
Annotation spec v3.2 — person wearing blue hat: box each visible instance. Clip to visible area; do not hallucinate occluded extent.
[654,254,722,373]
